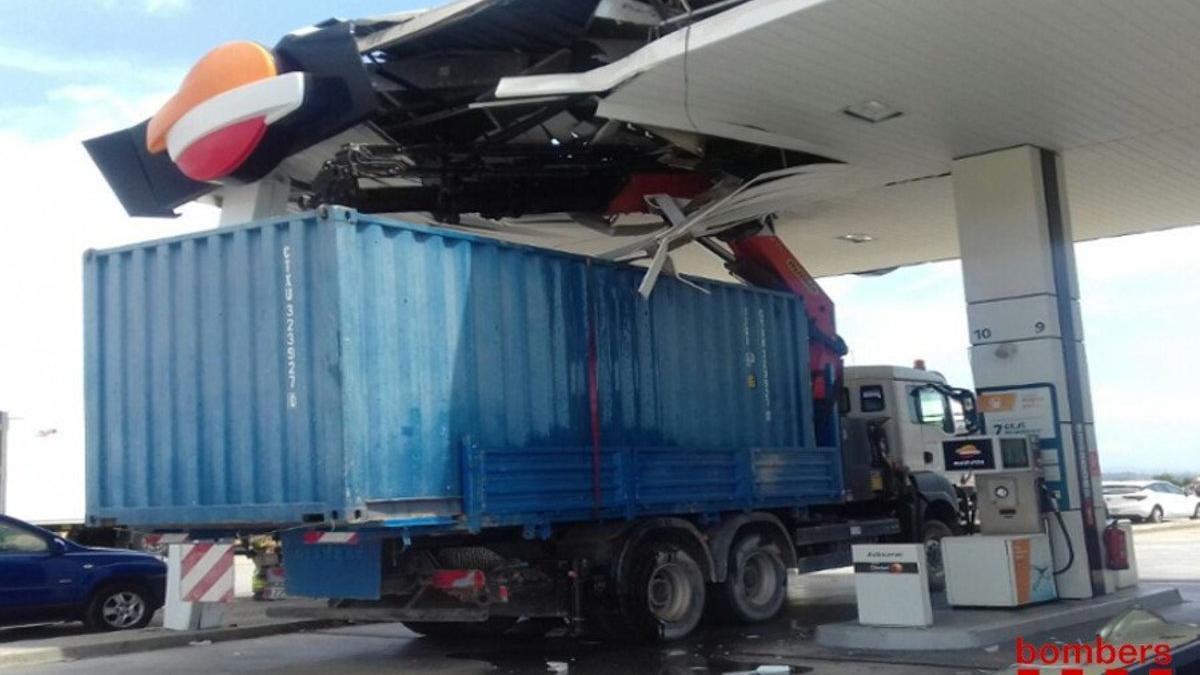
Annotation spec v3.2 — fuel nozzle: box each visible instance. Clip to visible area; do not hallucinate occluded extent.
[1038,479,1060,514]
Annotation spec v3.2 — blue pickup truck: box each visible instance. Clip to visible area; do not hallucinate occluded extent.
[0,515,166,631]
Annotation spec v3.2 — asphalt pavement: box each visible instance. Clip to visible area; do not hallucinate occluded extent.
[7,519,1200,675]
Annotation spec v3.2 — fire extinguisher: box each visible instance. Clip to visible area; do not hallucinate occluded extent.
[1104,522,1129,570]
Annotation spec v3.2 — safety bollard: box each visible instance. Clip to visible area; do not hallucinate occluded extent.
[163,542,234,631]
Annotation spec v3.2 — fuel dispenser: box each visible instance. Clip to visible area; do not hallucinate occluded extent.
[942,435,1062,607]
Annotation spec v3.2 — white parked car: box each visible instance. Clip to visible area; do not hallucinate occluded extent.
[1103,481,1200,523]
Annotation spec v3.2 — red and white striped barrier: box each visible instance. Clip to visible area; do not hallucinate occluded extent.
[178,543,235,603]
[144,533,189,547]
[301,531,360,545]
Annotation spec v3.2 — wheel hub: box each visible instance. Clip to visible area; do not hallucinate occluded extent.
[925,538,943,571]
[742,564,761,592]
[740,551,778,606]
[646,563,691,622]
[102,592,146,629]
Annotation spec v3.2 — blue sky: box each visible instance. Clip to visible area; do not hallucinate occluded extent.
[0,0,426,138]
[0,0,1196,521]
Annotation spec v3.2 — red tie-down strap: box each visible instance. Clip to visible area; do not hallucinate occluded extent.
[586,308,602,514]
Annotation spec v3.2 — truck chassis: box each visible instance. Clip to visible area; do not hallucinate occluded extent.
[273,511,904,642]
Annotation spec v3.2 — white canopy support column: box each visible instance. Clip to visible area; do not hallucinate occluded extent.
[217,177,291,227]
[952,145,1108,599]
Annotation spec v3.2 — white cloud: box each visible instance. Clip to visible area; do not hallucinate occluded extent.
[0,99,216,522]
[0,44,184,90]
[821,227,1200,475]
[0,44,183,138]
[824,261,973,387]
[94,0,191,17]
[142,0,190,15]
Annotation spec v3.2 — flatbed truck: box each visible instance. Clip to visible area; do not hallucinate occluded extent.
[84,208,986,641]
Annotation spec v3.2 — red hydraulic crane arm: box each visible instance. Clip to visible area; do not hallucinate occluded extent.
[725,234,847,401]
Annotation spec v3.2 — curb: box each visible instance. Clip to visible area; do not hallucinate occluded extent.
[0,620,345,670]
[1130,520,1200,534]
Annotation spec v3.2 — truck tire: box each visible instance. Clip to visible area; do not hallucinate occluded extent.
[922,519,953,592]
[402,617,517,638]
[624,541,706,642]
[715,533,787,624]
[84,582,154,631]
[436,546,505,570]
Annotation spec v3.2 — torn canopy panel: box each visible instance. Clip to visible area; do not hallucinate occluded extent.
[356,0,604,56]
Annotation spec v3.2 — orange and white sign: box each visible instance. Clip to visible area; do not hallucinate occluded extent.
[145,41,305,182]
[980,386,1055,440]
[979,392,1017,413]
[956,443,983,457]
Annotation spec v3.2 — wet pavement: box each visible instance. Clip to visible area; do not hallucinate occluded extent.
[14,582,1199,674]
[12,522,1200,674]
[19,573,1184,675]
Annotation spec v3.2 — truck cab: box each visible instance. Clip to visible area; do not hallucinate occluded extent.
[841,365,983,583]
[843,365,975,480]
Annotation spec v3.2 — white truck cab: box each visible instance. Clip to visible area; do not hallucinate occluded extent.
[843,362,1041,490]
[843,365,976,481]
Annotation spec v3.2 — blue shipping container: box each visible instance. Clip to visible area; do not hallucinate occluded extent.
[84,209,842,530]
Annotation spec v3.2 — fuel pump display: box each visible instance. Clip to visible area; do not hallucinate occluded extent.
[942,437,1062,607]
[977,470,1044,535]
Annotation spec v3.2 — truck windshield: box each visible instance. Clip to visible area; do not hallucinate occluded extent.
[911,386,956,434]
[913,388,945,423]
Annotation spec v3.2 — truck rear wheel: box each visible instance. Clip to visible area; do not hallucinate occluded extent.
[624,541,706,642]
[716,533,787,624]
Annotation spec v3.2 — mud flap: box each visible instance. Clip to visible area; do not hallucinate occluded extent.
[282,530,381,600]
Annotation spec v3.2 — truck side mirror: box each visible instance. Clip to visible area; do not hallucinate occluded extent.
[960,397,981,434]
[947,388,981,435]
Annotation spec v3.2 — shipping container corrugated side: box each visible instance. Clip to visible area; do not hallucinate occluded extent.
[84,209,842,529]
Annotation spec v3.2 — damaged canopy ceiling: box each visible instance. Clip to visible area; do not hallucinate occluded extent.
[87,0,1200,278]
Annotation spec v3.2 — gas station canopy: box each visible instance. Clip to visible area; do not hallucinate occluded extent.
[87,0,1200,278]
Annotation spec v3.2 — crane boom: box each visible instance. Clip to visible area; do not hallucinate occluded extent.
[724,233,847,406]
